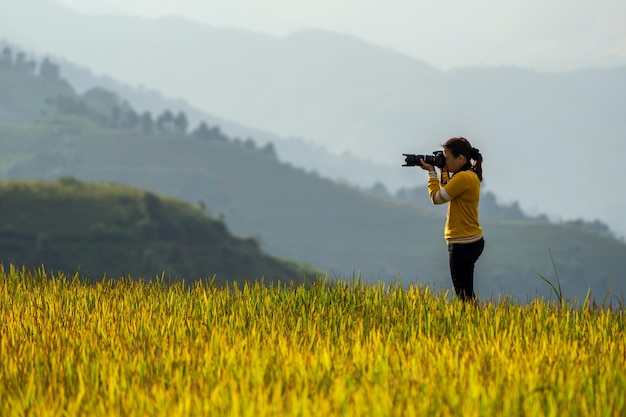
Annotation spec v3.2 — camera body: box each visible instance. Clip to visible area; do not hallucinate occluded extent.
[402,151,445,168]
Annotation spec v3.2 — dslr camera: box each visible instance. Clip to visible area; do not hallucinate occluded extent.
[402,151,445,168]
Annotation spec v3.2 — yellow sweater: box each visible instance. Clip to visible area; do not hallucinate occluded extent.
[428,170,483,244]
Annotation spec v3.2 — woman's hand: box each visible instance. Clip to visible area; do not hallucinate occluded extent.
[419,158,435,172]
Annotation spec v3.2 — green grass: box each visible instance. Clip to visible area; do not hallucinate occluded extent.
[0,178,313,283]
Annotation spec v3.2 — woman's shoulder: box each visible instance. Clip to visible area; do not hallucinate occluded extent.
[452,170,478,180]
[451,170,480,186]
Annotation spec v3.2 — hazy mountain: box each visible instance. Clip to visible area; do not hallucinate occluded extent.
[0,39,549,232]
[1,56,625,302]
[2,0,624,241]
[50,51,418,193]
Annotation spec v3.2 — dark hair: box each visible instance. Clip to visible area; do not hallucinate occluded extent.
[443,137,483,181]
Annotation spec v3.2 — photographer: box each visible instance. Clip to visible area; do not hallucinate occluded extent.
[418,137,484,302]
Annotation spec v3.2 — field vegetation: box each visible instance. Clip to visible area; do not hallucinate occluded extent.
[1,266,624,416]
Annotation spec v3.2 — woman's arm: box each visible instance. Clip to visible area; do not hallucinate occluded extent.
[421,158,453,204]
[428,171,451,204]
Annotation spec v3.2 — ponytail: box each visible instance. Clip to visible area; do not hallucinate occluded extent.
[470,147,483,182]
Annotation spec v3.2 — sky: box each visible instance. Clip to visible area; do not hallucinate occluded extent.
[54,0,626,71]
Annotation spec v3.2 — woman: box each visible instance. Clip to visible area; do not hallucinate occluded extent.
[419,137,484,302]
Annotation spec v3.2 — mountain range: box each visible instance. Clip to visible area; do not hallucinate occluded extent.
[2,0,625,240]
[1,49,625,302]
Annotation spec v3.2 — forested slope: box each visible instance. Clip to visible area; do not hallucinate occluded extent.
[1,47,625,300]
[0,178,311,283]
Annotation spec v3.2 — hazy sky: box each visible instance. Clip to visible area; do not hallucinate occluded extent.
[55,0,626,71]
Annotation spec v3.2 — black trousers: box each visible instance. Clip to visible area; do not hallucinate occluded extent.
[448,238,484,302]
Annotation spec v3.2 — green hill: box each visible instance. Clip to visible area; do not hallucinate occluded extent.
[0,178,311,283]
[1,47,625,301]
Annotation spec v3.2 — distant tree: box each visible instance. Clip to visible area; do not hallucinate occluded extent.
[370,182,391,199]
[198,200,207,213]
[173,111,189,135]
[156,110,175,135]
[142,192,180,239]
[261,142,277,158]
[140,111,154,135]
[45,95,115,126]
[110,105,122,128]
[1,47,12,67]
[565,218,614,238]
[82,87,120,110]
[13,52,35,73]
[48,95,88,117]
[121,108,140,130]
[480,191,527,221]
[243,138,256,150]
[192,122,227,141]
[14,52,26,69]
[394,185,433,208]
[192,121,211,140]
[15,52,25,68]
[39,57,60,82]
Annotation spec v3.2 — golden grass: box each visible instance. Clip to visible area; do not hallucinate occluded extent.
[1,265,624,416]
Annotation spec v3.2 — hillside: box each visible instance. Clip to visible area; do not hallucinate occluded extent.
[0,55,73,122]
[1,48,625,301]
[0,178,311,283]
[3,2,625,239]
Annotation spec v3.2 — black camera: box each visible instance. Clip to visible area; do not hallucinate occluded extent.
[402,151,445,168]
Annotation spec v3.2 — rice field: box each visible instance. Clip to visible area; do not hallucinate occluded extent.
[1,265,624,416]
